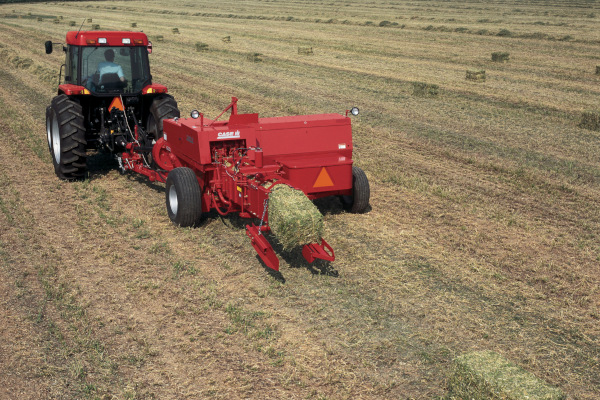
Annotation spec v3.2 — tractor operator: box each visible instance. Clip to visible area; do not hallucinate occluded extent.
[97,49,125,84]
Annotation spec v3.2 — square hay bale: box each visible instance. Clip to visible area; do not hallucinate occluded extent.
[466,69,486,82]
[92,24,100,30]
[131,22,137,28]
[596,66,600,75]
[247,52,263,62]
[222,36,231,43]
[87,18,92,23]
[69,20,76,27]
[492,52,510,62]
[53,19,60,24]
[579,110,600,131]
[155,35,164,42]
[448,350,566,400]
[412,81,439,97]
[172,27,180,34]
[195,42,209,52]
[37,17,43,22]
[268,185,323,250]
[298,46,313,55]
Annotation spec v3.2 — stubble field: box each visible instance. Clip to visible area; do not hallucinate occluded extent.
[0,0,599,399]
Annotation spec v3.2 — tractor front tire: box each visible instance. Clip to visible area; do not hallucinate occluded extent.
[166,167,203,227]
[341,166,370,213]
[147,94,180,140]
[46,95,87,180]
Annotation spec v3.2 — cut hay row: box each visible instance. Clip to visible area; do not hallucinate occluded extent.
[448,350,566,400]
[268,185,323,250]
[466,69,486,82]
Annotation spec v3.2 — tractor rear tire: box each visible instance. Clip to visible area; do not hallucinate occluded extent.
[46,95,87,180]
[341,166,370,213]
[147,94,180,140]
[166,167,203,227]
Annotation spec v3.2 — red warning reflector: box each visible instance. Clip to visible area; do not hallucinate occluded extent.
[108,96,124,112]
[313,167,334,188]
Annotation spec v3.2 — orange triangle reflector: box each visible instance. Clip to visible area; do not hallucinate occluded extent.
[313,167,334,188]
[108,96,124,112]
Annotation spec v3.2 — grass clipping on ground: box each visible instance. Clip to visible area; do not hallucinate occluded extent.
[448,350,566,400]
[268,185,323,250]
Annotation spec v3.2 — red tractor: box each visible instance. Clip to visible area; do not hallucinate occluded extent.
[45,30,179,179]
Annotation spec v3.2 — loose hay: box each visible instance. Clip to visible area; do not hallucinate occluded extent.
[448,350,566,400]
[492,52,510,62]
[466,69,486,82]
[579,110,600,131]
[412,81,439,96]
[268,185,323,250]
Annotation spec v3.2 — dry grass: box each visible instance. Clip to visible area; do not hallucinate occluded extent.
[1,0,600,399]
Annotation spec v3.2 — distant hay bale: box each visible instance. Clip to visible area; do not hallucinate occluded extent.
[448,350,566,400]
[131,22,137,28]
[37,17,43,22]
[87,18,92,23]
[53,19,60,24]
[195,42,209,52]
[579,110,600,131]
[492,52,510,62]
[92,24,100,30]
[246,52,263,62]
[466,69,486,82]
[155,35,164,42]
[172,27,180,34]
[268,185,323,250]
[297,46,313,55]
[413,82,439,97]
[596,66,600,75]
[221,35,231,43]
[69,20,76,27]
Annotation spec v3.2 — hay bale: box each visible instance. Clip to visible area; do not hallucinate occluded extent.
[596,66,600,75]
[195,42,209,52]
[247,52,263,62]
[413,81,439,96]
[492,52,510,62]
[155,35,164,42]
[92,24,100,30]
[37,17,43,22]
[222,36,231,43]
[87,18,92,23]
[172,27,180,34]
[448,350,566,400]
[268,185,323,250]
[579,110,600,131]
[131,22,137,28]
[53,19,60,24]
[466,69,486,82]
[69,20,76,27]
[298,46,313,55]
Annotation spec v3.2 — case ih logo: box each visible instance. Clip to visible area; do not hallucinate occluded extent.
[217,130,241,139]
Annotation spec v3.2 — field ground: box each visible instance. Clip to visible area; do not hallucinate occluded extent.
[1,0,599,399]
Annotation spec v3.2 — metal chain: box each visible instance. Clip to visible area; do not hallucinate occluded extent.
[258,198,268,235]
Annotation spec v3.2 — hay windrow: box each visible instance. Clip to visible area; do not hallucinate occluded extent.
[268,185,323,250]
[448,350,566,400]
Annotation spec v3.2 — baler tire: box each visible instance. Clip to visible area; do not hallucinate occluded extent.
[47,95,87,180]
[147,94,180,140]
[341,166,370,214]
[166,167,203,227]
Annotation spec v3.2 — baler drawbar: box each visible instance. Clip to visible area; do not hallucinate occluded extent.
[120,97,369,271]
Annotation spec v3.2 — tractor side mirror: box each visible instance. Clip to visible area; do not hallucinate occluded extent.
[45,40,53,54]
[147,41,153,54]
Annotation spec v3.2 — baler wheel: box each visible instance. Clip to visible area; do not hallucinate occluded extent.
[341,166,370,213]
[147,94,180,140]
[46,95,87,180]
[165,167,203,227]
